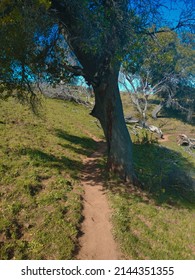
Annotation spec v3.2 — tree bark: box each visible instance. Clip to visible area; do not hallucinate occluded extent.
[91,65,137,183]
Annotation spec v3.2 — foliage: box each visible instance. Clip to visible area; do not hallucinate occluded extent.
[122,28,195,121]
[124,28,195,87]
[0,0,73,109]
[1,1,194,92]
[133,129,158,145]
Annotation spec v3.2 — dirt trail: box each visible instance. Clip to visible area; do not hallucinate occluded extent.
[76,140,121,260]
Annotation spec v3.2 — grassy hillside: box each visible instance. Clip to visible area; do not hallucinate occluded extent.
[0,97,102,259]
[0,94,195,260]
[107,94,195,259]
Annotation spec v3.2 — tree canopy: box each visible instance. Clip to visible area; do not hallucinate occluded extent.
[0,0,71,106]
[1,1,194,94]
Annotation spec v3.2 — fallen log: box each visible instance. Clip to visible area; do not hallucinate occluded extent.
[177,134,195,148]
[125,116,139,124]
[147,125,163,138]
[51,93,92,106]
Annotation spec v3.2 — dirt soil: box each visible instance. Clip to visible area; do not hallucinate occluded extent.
[159,134,170,142]
[76,140,122,260]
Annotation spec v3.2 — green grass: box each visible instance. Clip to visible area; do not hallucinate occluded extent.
[1,94,195,260]
[109,188,195,259]
[106,94,195,260]
[107,143,195,258]
[0,97,102,259]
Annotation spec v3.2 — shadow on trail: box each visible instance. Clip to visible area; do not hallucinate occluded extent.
[23,129,106,185]
[80,141,107,186]
[20,148,82,179]
[55,128,98,156]
[55,129,107,186]
[22,127,195,207]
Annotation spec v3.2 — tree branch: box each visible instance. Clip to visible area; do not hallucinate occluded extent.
[63,62,85,76]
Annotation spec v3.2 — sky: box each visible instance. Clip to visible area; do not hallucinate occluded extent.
[160,0,194,26]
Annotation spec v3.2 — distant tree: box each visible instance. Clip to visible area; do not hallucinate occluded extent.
[122,28,195,122]
[0,0,194,182]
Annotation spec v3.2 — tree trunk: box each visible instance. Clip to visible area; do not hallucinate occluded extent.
[152,102,164,119]
[91,65,137,183]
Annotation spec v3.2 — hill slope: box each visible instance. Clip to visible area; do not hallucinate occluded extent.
[0,96,194,260]
[0,97,102,259]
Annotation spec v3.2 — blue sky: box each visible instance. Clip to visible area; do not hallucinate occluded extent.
[161,0,194,25]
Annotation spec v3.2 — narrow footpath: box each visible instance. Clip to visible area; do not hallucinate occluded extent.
[76,140,121,260]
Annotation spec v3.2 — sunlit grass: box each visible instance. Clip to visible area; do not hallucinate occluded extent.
[0,97,102,259]
[109,188,195,259]
[1,94,195,260]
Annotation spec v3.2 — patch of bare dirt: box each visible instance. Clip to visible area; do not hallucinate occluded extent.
[76,140,122,260]
[159,134,170,142]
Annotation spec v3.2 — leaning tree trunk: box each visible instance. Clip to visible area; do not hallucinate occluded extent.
[91,66,137,183]
[50,0,138,184]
